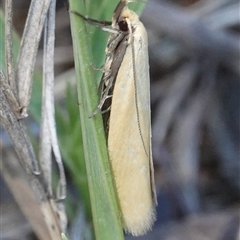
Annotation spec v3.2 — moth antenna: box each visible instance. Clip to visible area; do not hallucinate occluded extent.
[70,10,112,28]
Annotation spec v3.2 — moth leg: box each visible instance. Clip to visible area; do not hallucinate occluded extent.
[89,74,114,118]
[89,91,112,118]
[101,104,112,114]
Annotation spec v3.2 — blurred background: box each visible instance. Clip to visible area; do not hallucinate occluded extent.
[0,0,239,239]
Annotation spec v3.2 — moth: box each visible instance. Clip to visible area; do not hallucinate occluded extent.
[72,0,157,236]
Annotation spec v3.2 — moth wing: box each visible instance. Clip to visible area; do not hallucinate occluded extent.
[108,14,156,236]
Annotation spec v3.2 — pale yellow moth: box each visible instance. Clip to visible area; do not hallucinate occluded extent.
[73,0,157,236]
[100,1,157,236]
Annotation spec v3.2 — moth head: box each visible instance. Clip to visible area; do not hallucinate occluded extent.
[113,1,140,33]
[117,15,129,32]
[114,9,140,34]
[121,8,139,27]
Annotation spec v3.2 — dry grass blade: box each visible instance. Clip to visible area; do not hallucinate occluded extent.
[0,151,60,240]
[5,0,16,94]
[0,70,20,116]
[0,83,39,174]
[1,1,67,238]
[16,0,51,117]
[40,0,66,200]
[0,86,64,240]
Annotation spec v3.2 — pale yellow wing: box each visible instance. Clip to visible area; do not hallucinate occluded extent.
[108,9,156,236]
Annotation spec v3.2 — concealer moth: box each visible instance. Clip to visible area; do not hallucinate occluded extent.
[73,0,157,236]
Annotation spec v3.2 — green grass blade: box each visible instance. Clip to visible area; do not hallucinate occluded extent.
[68,1,124,239]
